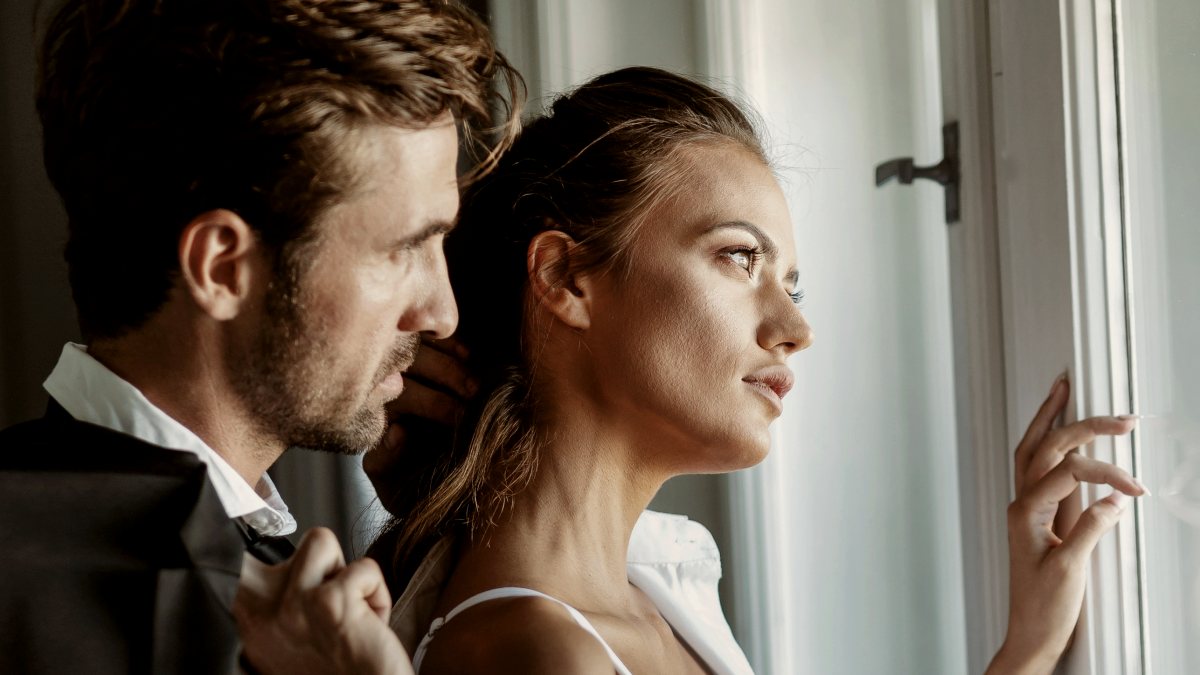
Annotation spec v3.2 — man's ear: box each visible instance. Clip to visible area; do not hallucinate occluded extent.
[527,230,592,331]
[178,209,262,321]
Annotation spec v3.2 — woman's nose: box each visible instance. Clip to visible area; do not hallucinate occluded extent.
[758,295,814,356]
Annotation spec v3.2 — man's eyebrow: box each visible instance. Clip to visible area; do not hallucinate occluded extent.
[390,219,456,250]
[705,220,779,260]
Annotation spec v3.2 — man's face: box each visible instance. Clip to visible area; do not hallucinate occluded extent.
[230,119,460,454]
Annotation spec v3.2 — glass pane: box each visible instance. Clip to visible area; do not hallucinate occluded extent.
[1119,0,1200,672]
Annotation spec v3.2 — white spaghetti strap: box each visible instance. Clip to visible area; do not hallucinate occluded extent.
[411,586,634,675]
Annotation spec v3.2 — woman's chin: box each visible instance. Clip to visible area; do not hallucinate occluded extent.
[736,440,772,470]
[702,433,772,473]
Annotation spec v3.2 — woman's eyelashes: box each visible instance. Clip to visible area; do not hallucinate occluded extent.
[722,246,764,275]
[788,288,806,306]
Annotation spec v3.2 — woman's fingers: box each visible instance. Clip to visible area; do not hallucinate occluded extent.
[1051,491,1131,564]
[1000,379,1148,673]
[406,341,477,400]
[385,378,465,427]
[1023,416,1138,491]
[1014,376,1070,493]
[420,334,470,360]
[1014,454,1144,536]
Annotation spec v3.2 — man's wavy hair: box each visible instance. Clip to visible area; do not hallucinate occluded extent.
[37,0,521,339]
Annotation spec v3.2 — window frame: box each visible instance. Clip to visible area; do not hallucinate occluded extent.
[988,0,1146,672]
[936,0,1013,669]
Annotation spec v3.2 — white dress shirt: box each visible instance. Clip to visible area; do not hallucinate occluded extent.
[43,342,296,537]
[391,509,755,675]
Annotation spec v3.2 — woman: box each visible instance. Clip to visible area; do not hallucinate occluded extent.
[365,67,1144,674]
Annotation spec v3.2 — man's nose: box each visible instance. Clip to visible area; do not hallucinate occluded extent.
[422,281,458,339]
[400,249,458,339]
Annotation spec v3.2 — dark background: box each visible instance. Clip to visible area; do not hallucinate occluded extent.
[0,0,77,429]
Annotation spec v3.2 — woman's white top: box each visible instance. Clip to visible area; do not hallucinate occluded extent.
[389,510,754,674]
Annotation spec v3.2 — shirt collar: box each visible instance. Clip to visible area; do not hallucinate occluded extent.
[43,342,296,536]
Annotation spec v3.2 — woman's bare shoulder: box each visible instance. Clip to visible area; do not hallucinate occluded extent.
[418,595,615,675]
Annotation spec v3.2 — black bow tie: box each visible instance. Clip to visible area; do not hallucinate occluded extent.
[235,520,296,564]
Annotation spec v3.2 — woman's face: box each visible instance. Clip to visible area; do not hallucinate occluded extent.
[584,143,813,471]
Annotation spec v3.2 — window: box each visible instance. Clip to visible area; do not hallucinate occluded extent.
[1119,0,1200,671]
[993,0,1200,672]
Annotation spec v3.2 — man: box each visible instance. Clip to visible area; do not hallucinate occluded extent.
[0,0,518,672]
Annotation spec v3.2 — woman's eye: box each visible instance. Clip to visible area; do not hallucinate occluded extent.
[725,248,760,274]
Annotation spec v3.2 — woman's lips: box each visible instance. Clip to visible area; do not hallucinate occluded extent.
[742,367,795,413]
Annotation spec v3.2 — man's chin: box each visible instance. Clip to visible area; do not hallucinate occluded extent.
[291,408,387,456]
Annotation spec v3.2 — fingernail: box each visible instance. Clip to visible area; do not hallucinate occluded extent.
[1112,492,1131,510]
[1119,414,1141,421]
[1050,371,1069,394]
[1135,478,1152,496]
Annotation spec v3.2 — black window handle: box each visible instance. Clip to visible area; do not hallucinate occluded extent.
[875,121,960,223]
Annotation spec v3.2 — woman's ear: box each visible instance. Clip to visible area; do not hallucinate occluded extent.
[178,209,262,321]
[527,230,592,331]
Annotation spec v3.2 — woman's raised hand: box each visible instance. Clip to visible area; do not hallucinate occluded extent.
[363,335,478,514]
[988,376,1145,674]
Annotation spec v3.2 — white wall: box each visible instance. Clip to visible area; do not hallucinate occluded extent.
[493,0,699,110]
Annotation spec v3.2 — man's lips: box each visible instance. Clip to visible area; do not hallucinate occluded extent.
[376,371,407,400]
[375,346,418,401]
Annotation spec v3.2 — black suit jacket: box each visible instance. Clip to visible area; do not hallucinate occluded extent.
[0,402,246,674]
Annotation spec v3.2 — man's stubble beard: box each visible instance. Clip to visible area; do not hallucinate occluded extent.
[229,271,419,456]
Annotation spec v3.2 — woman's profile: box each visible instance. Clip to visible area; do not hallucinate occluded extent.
[366,66,1145,674]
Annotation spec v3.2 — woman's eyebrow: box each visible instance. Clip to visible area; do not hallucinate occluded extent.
[705,220,779,261]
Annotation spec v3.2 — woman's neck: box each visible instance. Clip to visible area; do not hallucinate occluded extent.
[445,402,669,614]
